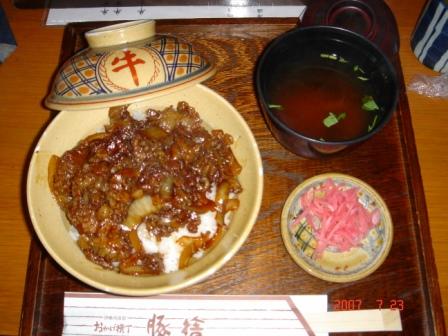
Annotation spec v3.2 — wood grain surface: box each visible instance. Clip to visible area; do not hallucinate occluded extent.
[0,1,447,335]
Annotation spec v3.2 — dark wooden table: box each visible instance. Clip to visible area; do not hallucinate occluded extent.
[19,19,446,335]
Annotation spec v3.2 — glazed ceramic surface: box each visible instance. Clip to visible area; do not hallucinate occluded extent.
[45,20,215,111]
[28,84,263,295]
[281,173,393,283]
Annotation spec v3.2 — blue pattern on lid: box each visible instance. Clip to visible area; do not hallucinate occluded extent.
[51,35,212,101]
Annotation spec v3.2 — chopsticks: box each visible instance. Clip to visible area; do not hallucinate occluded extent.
[304,309,402,333]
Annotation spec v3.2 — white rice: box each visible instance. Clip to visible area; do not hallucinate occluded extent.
[69,225,80,241]
[137,210,218,273]
[206,184,217,200]
[68,182,223,273]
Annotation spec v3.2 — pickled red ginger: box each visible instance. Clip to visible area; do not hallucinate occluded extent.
[290,178,381,258]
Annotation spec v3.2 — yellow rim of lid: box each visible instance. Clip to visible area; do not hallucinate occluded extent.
[85,20,156,48]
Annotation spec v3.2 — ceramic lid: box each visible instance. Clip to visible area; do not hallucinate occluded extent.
[45,20,216,111]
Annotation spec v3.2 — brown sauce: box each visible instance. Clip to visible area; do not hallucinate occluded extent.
[49,102,242,275]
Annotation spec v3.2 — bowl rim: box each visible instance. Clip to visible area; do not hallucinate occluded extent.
[255,25,399,146]
[280,172,393,283]
[27,84,264,296]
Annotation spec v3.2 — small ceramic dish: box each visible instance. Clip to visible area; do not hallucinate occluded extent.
[281,173,392,282]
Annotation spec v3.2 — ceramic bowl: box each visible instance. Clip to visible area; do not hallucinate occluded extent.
[255,25,398,158]
[27,84,263,295]
[29,20,262,295]
[281,173,392,282]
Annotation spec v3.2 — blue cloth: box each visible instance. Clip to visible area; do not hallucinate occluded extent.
[0,4,17,63]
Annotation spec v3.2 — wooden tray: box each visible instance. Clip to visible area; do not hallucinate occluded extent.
[19,20,446,335]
